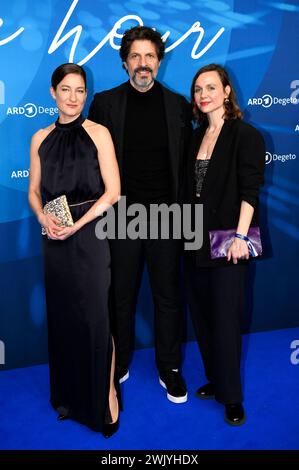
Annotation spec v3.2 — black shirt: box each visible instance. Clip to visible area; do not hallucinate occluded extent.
[123,81,170,205]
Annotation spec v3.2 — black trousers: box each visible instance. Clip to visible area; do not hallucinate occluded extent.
[185,259,248,404]
[109,235,183,372]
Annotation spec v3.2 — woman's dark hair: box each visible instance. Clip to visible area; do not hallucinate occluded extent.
[51,63,87,90]
[190,63,243,123]
[119,26,165,62]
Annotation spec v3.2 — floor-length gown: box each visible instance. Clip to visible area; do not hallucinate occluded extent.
[38,114,111,432]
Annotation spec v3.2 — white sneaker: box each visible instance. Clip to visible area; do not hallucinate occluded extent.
[119,369,129,384]
[159,369,188,404]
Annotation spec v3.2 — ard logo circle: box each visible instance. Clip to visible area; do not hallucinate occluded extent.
[24,103,37,118]
[265,152,272,164]
[262,95,273,108]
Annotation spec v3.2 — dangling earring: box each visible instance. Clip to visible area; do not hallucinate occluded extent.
[224,98,229,105]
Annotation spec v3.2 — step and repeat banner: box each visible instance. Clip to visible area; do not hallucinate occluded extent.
[0,0,298,369]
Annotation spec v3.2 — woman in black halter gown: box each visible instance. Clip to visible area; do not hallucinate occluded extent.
[28,64,120,437]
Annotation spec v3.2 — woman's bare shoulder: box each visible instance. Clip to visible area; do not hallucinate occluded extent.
[83,119,111,142]
[31,123,55,150]
[83,119,109,133]
[32,123,55,141]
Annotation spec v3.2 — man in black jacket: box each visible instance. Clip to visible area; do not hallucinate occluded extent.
[88,26,191,403]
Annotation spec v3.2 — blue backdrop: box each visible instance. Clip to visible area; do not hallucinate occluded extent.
[0,0,298,370]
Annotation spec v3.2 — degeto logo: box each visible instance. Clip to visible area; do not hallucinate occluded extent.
[6,103,58,118]
[265,151,297,164]
[248,94,298,108]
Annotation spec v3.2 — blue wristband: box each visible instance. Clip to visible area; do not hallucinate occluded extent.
[235,233,258,257]
[235,233,249,242]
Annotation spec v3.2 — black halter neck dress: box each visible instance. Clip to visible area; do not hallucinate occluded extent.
[38,115,111,432]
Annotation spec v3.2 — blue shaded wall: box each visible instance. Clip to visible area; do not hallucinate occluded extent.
[0,0,298,369]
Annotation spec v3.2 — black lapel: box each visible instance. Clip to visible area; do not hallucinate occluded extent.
[110,82,129,174]
[162,85,184,198]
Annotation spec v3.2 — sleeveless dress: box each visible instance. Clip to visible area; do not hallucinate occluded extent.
[38,115,111,432]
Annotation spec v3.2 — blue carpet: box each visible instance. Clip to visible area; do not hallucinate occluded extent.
[0,327,298,450]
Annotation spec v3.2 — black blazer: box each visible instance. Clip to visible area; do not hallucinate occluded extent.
[186,118,265,266]
[88,81,192,202]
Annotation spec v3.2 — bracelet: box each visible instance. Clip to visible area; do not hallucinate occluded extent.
[235,233,249,242]
[235,232,258,257]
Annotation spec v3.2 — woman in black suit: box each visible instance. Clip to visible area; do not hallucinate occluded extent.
[185,64,265,425]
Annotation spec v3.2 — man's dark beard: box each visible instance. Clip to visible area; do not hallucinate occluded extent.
[132,66,155,89]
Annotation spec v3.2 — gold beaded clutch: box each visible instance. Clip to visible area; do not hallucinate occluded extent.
[41,195,74,235]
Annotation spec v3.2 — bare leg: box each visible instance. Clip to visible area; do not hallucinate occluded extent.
[108,337,119,423]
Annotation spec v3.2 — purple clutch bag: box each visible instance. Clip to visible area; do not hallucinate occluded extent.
[209,227,262,259]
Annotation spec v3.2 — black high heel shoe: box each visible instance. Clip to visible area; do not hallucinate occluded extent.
[102,378,122,438]
[102,394,120,438]
[102,415,119,438]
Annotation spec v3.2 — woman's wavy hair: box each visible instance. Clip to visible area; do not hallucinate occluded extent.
[190,64,243,123]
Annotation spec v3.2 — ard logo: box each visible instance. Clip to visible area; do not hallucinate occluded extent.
[0,340,5,365]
